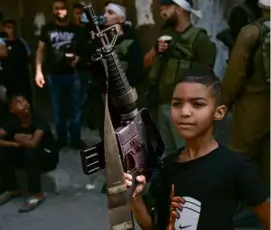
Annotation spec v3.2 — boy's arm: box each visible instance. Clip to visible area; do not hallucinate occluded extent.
[0,129,20,147]
[14,116,47,149]
[36,25,48,74]
[14,130,44,149]
[130,195,155,230]
[234,156,270,229]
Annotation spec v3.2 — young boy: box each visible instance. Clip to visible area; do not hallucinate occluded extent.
[125,68,270,229]
[0,93,58,212]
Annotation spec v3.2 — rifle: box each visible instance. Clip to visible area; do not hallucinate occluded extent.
[79,3,164,230]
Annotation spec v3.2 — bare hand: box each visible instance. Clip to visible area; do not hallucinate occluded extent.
[157,39,168,53]
[35,72,45,88]
[70,56,79,67]
[124,173,146,198]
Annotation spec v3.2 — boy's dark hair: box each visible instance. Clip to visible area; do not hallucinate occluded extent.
[3,19,17,27]
[178,67,222,105]
[53,0,67,4]
[7,92,27,105]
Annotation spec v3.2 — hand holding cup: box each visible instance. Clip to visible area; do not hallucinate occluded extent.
[157,35,172,55]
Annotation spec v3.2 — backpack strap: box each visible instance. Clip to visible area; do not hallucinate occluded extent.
[251,20,269,54]
[173,26,206,61]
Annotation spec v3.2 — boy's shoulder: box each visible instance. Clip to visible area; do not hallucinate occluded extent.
[162,144,249,168]
[215,144,249,162]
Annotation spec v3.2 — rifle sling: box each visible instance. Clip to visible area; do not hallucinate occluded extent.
[103,61,134,230]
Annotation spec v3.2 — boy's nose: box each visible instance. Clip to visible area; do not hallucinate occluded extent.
[180,106,192,117]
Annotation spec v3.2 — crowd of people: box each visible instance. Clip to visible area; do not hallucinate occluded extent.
[0,0,270,229]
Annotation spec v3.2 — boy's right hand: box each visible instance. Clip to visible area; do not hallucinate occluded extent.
[124,173,146,198]
[35,72,45,88]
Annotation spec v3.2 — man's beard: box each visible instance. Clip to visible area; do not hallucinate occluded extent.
[166,13,178,26]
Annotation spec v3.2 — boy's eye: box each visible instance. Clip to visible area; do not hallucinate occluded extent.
[193,102,205,107]
[172,101,181,107]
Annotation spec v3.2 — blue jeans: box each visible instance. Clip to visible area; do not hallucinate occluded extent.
[47,73,82,141]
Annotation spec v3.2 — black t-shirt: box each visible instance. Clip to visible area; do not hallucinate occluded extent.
[39,22,82,74]
[3,112,56,150]
[150,145,268,230]
[2,39,30,87]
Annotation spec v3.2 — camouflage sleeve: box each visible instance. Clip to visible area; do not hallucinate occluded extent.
[193,32,217,68]
[222,25,259,108]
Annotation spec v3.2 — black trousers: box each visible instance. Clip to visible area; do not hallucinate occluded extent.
[0,146,43,195]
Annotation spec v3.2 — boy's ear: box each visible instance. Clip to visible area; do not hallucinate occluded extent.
[214,105,227,121]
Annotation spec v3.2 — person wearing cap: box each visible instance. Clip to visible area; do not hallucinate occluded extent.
[222,0,270,188]
[147,0,216,158]
[143,0,174,68]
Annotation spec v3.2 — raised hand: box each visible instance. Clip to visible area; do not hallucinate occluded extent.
[167,185,185,230]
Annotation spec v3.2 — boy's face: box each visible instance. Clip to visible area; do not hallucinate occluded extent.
[171,82,226,140]
[4,23,15,37]
[10,96,30,116]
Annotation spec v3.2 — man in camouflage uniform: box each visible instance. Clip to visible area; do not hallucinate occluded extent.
[222,0,270,188]
[148,0,216,157]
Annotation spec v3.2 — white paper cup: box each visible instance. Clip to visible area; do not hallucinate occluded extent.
[158,35,172,43]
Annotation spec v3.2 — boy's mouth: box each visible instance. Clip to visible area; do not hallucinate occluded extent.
[177,122,195,128]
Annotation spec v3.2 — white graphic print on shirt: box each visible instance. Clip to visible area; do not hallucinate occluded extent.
[50,31,75,50]
[174,197,201,230]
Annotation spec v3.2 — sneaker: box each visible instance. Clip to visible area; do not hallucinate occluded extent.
[70,139,87,150]
[18,193,46,213]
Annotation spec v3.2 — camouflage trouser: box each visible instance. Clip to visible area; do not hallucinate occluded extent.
[157,104,185,158]
[230,134,270,188]
[250,135,270,188]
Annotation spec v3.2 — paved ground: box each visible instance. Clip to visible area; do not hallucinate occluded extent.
[0,112,263,230]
